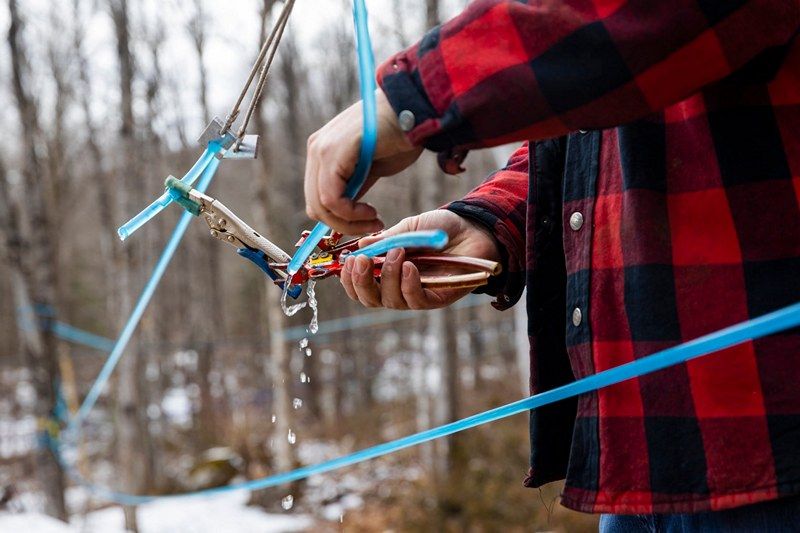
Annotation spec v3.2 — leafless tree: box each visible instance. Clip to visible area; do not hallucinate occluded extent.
[247,0,297,509]
[423,0,463,489]
[109,0,148,529]
[187,0,228,446]
[4,0,68,520]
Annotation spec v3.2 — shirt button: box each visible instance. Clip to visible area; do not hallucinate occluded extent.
[569,212,584,231]
[579,129,588,134]
[572,308,583,327]
[398,110,416,132]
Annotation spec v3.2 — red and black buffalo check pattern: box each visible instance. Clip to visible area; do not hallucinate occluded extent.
[377,0,800,515]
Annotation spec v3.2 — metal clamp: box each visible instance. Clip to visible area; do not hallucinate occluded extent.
[197,117,238,159]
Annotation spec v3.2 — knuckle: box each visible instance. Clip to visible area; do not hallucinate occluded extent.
[319,190,336,209]
[307,132,319,149]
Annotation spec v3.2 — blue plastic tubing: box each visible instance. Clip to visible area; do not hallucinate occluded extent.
[351,230,448,258]
[66,152,222,437]
[117,146,220,241]
[287,0,377,275]
[63,300,800,505]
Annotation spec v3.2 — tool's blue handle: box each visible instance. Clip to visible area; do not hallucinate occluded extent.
[237,248,302,299]
[287,0,377,275]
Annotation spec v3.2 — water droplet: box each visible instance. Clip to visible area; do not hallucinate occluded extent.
[300,372,307,383]
[339,513,344,523]
[293,398,303,410]
[271,414,277,423]
[287,429,296,444]
[305,348,312,357]
[281,495,294,510]
[299,338,309,348]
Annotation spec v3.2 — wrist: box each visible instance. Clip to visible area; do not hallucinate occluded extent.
[376,89,416,154]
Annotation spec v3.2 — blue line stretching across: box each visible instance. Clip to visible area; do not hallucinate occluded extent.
[21,295,489,354]
[65,144,222,437]
[58,301,800,506]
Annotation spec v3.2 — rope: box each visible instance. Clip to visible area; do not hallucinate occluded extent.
[221,0,296,140]
[234,0,296,146]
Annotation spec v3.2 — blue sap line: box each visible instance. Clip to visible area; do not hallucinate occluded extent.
[26,295,486,351]
[62,300,800,505]
[51,322,116,353]
[67,155,222,436]
[287,0,377,275]
[16,307,115,353]
[351,230,448,258]
[117,147,219,241]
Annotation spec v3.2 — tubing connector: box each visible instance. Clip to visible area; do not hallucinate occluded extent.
[165,176,202,216]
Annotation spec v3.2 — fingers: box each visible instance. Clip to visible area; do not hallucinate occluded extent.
[306,174,383,234]
[339,250,413,310]
[339,253,450,311]
[401,262,447,310]
[317,175,379,222]
[317,208,384,236]
[351,255,382,307]
[340,257,359,301]
[303,107,384,234]
[400,262,429,310]
[378,248,407,309]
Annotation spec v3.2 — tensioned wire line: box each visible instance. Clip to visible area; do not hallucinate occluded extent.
[59,300,800,506]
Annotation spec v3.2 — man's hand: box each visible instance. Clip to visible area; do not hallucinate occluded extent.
[304,89,423,234]
[340,210,501,310]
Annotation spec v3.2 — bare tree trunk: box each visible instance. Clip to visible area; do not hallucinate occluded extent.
[248,0,296,509]
[5,1,67,520]
[468,306,484,390]
[140,17,168,491]
[72,0,118,322]
[110,1,146,529]
[188,0,226,446]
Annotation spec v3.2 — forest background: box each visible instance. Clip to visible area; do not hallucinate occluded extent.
[0,0,598,530]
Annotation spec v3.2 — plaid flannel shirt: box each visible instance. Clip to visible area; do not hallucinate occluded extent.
[377,0,800,515]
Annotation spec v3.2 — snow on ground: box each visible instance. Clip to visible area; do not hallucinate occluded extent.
[0,491,313,533]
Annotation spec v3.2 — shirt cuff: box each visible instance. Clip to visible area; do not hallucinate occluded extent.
[445,202,526,311]
[378,47,468,176]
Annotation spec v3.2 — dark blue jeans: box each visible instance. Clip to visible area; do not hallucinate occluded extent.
[600,496,800,532]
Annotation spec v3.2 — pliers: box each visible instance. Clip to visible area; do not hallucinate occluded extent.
[165,178,502,299]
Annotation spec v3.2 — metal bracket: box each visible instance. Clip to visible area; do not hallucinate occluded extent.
[197,117,237,158]
[223,134,260,160]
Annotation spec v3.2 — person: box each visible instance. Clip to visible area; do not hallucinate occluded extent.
[303,1,800,530]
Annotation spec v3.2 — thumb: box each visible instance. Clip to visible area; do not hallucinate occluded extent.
[358,216,418,247]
